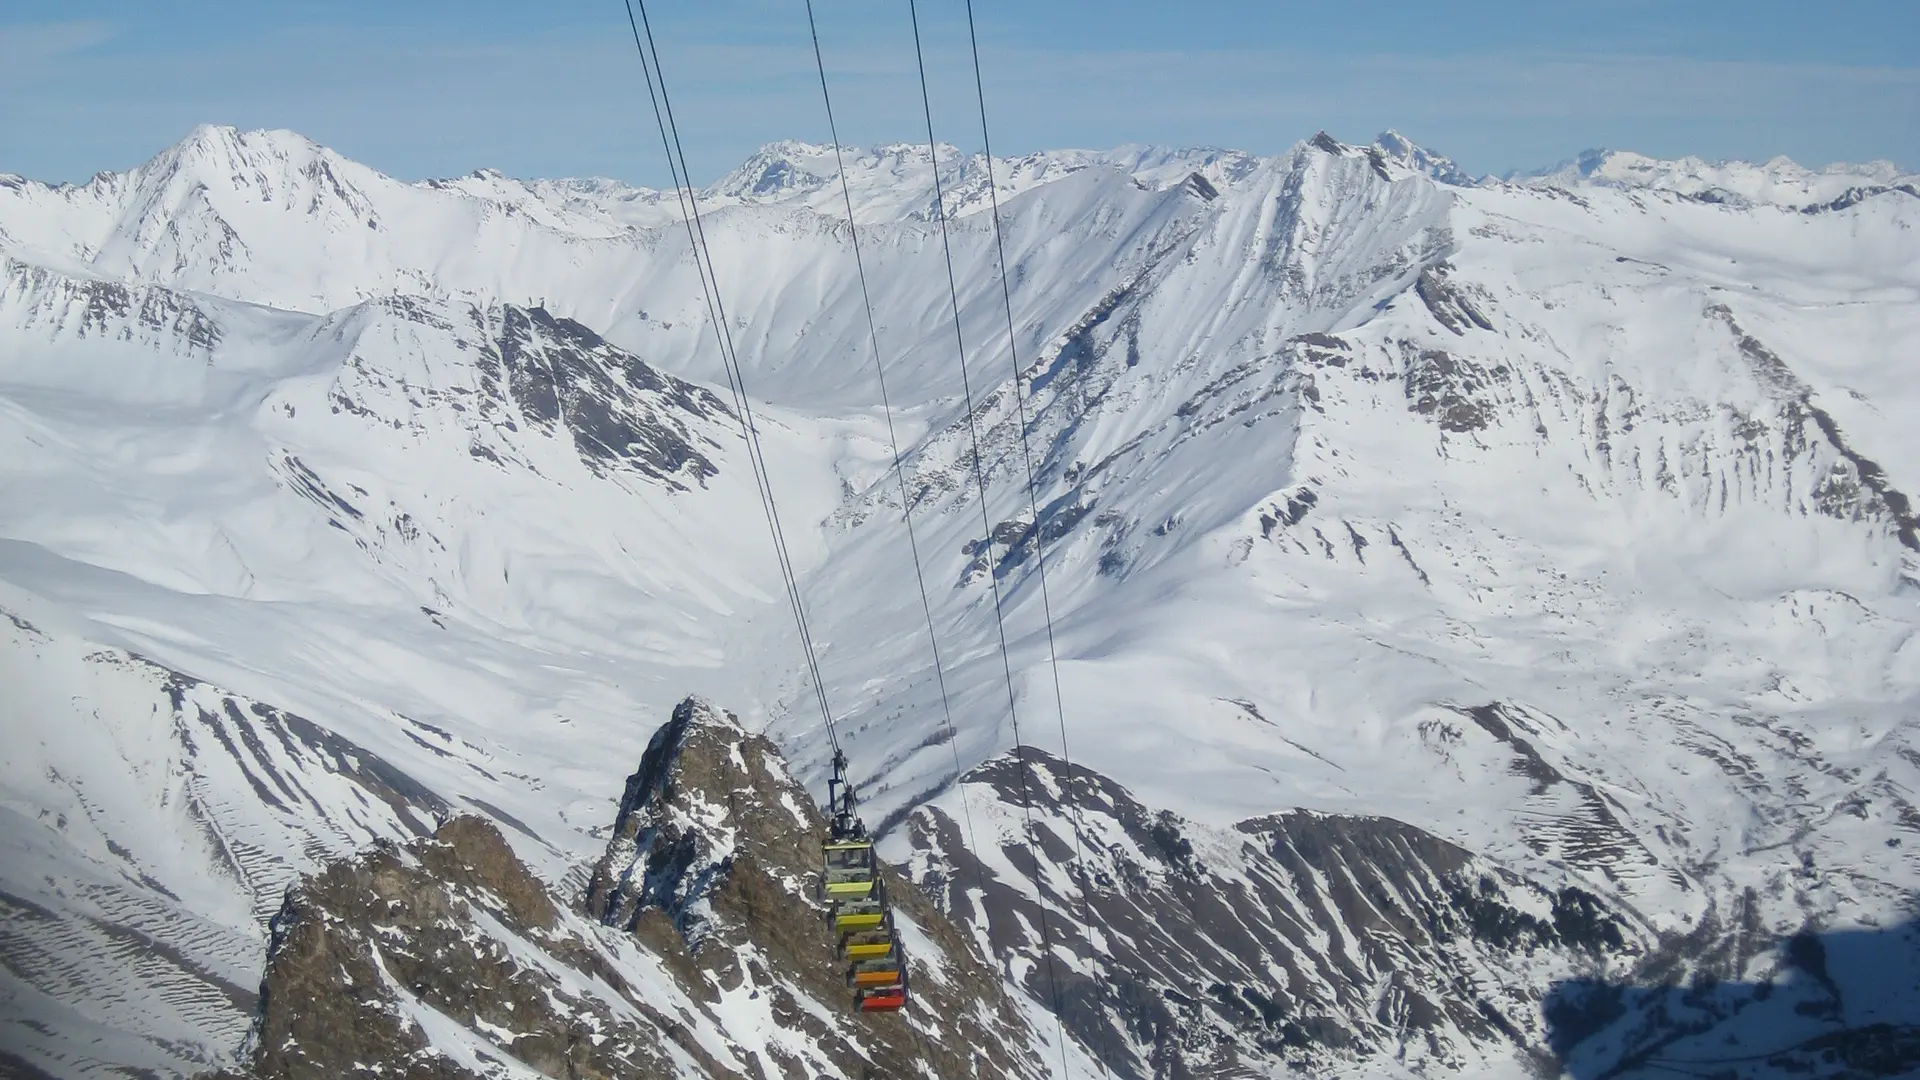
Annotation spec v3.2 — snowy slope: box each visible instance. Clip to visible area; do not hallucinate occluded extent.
[3,127,1918,1078]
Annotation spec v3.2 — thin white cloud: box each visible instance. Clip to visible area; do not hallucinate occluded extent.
[948,45,1918,171]
[974,44,1920,118]
[3,12,1911,184]
[0,20,118,77]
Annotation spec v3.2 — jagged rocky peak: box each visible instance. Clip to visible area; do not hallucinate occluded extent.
[583,695,814,950]
[584,696,1052,1080]
[1306,129,1351,156]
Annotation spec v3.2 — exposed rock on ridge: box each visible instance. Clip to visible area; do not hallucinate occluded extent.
[910,746,1640,1079]
[227,816,711,1080]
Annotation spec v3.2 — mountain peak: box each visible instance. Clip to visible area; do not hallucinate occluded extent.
[165,124,331,172]
[1308,130,1350,155]
[710,141,839,198]
[1371,130,1477,185]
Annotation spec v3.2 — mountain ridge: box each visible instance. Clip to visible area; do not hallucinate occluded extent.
[10,125,1912,279]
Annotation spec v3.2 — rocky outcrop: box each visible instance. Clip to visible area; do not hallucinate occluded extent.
[213,697,1049,1080]
[473,305,734,488]
[583,697,1049,1080]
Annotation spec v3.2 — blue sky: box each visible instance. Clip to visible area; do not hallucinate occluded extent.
[3,0,1915,185]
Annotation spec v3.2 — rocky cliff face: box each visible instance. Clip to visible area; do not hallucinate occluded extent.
[907,746,1636,1079]
[213,698,1050,1080]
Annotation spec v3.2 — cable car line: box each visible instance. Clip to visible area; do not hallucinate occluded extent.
[622,0,919,1015]
[620,0,1091,1032]
[799,0,988,894]
[629,5,837,754]
[622,0,840,756]
[907,0,1074,1070]
[625,0,911,1013]
[960,3,1112,1066]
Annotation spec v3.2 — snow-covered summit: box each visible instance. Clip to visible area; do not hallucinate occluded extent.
[1371,129,1478,185]
[149,123,341,185]
[708,138,841,198]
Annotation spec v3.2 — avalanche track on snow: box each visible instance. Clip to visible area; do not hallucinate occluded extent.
[2,124,1919,1079]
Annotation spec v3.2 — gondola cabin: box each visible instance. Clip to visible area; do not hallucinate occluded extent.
[832,894,886,933]
[823,840,877,899]
[821,754,909,1011]
[841,924,895,960]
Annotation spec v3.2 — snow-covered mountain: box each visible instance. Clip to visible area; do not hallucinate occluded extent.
[1510,147,1919,210]
[3,126,1918,1079]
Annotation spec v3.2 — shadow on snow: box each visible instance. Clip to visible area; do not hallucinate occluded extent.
[1544,917,1920,1079]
